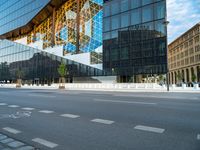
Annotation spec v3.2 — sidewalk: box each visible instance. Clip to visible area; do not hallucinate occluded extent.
[1,84,200,93]
[0,133,35,150]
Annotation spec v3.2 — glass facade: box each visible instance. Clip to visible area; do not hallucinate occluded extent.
[0,0,50,35]
[23,0,103,55]
[103,0,167,76]
[0,40,104,83]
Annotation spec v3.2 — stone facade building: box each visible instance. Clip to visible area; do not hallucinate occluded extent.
[168,23,200,84]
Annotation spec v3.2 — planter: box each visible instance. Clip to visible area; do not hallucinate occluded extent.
[59,85,65,89]
[58,77,65,89]
[16,79,22,88]
[182,84,186,89]
[194,84,199,89]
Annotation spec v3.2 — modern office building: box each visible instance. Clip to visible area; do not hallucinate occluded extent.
[168,23,200,84]
[0,0,106,84]
[0,0,167,84]
[103,0,167,82]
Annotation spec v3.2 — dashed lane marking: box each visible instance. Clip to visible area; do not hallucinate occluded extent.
[32,138,58,148]
[28,94,56,98]
[197,134,200,140]
[8,105,20,108]
[134,125,165,133]
[60,114,80,118]
[21,107,35,111]
[0,103,7,106]
[38,110,54,114]
[94,99,157,105]
[3,127,21,134]
[91,118,114,125]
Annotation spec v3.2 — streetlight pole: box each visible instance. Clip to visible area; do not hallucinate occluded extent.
[163,20,170,91]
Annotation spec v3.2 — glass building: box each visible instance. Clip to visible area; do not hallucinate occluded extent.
[0,0,105,83]
[0,39,104,84]
[103,0,167,82]
[0,0,50,36]
[0,0,168,83]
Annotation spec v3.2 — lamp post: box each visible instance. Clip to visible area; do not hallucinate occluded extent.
[163,20,170,91]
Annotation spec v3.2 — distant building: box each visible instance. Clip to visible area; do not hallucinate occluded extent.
[168,23,200,84]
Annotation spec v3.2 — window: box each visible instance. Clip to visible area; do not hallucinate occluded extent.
[121,47,129,60]
[103,18,110,32]
[155,20,165,37]
[131,0,141,9]
[104,4,110,17]
[111,15,120,30]
[111,48,118,61]
[121,12,130,28]
[142,0,153,6]
[155,1,165,20]
[111,1,119,15]
[103,32,111,40]
[111,30,118,38]
[121,0,129,12]
[142,5,153,22]
[131,8,141,25]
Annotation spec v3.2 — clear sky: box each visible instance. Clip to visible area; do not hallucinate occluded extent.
[167,0,200,43]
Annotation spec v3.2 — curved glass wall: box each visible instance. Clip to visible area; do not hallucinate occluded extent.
[0,40,105,83]
[0,0,50,35]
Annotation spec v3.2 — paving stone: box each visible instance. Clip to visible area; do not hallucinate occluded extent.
[7,141,25,148]
[16,146,35,150]
[0,135,7,140]
[0,138,14,144]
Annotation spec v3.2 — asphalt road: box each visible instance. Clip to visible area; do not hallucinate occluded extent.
[0,88,200,150]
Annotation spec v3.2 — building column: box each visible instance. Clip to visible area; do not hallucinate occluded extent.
[172,71,175,84]
[189,67,192,82]
[184,68,187,83]
[169,72,171,85]
[194,66,198,82]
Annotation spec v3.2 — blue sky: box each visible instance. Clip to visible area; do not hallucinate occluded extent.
[167,0,200,43]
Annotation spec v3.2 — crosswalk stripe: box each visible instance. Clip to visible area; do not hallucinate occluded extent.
[3,127,21,134]
[91,118,114,125]
[38,110,54,114]
[32,138,58,148]
[60,114,80,118]
[134,125,165,133]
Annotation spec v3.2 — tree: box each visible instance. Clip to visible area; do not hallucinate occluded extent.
[191,73,197,82]
[177,72,183,83]
[159,75,164,82]
[57,61,67,89]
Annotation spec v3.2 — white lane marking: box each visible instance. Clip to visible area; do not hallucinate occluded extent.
[134,125,165,133]
[32,138,58,148]
[28,94,56,98]
[8,105,20,108]
[197,134,200,140]
[21,107,35,111]
[60,114,80,118]
[38,110,54,114]
[114,94,200,101]
[91,118,114,125]
[94,99,157,105]
[0,103,7,106]
[3,127,21,134]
